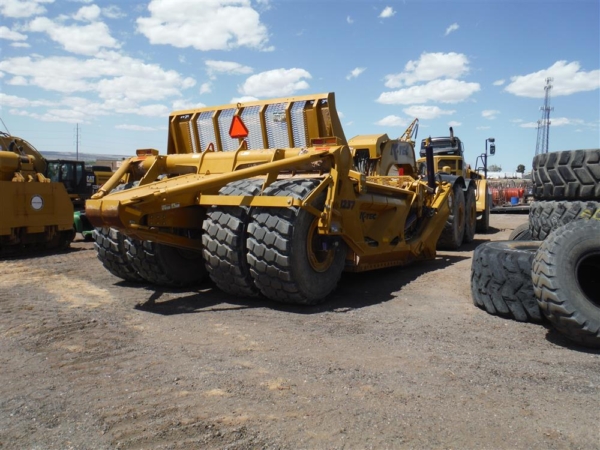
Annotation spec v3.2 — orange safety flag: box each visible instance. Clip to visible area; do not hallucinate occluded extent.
[229,115,249,139]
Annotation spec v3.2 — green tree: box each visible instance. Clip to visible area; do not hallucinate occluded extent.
[516,164,526,173]
[488,164,502,172]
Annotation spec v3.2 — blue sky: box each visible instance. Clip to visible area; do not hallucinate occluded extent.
[0,0,598,172]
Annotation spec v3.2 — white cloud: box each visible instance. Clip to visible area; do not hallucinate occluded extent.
[379,6,395,18]
[7,75,28,85]
[482,109,500,120]
[27,16,120,55]
[199,82,212,95]
[519,117,585,128]
[505,61,600,98]
[238,68,311,97]
[384,52,470,88]
[116,124,162,131]
[101,5,125,19]
[445,23,459,36]
[493,79,505,86]
[347,16,354,24]
[206,60,253,79]
[476,126,491,130]
[0,0,53,18]
[377,79,481,105]
[346,67,366,80]
[0,26,27,41]
[137,0,272,51]
[0,93,55,108]
[171,99,206,110]
[0,52,197,121]
[11,42,30,48]
[375,115,407,127]
[73,4,100,21]
[448,121,462,127]
[403,105,455,120]
[230,95,259,103]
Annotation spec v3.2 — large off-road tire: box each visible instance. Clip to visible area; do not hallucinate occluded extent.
[529,200,600,240]
[508,222,532,241]
[532,219,600,348]
[437,182,466,250]
[247,179,347,305]
[202,179,263,297]
[464,185,477,243]
[93,227,143,282]
[126,239,206,288]
[532,149,600,200]
[471,240,543,322]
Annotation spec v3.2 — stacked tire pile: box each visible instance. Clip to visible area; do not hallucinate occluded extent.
[471,149,600,348]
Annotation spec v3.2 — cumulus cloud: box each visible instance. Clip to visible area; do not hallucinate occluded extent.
[73,4,101,21]
[482,109,500,120]
[347,16,354,24]
[115,124,161,131]
[206,60,253,79]
[445,23,459,36]
[230,95,259,103]
[505,61,600,97]
[379,6,395,18]
[448,121,461,127]
[199,82,212,95]
[493,79,505,86]
[0,0,53,18]
[346,67,366,80]
[519,117,585,128]
[403,105,455,120]
[375,115,408,127]
[0,26,27,41]
[27,16,120,55]
[0,93,56,108]
[0,51,197,120]
[377,79,481,105]
[384,52,470,88]
[238,68,311,97]
[137,0,272,51]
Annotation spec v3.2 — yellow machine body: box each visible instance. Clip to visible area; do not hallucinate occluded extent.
[87,92,452,273]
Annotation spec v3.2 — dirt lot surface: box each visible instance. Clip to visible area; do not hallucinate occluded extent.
[1,213,598,450]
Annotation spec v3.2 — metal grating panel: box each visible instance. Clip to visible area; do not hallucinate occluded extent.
[217,108,238,152]
[196,111,216,152]
[290,101,307,147]
[241,105,263,150]
[188,120,197,153]
[265,103,289,149]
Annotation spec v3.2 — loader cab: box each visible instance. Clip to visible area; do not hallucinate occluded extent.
[46,160,95,208]
[418,136,466,177]
[419,137,464,157]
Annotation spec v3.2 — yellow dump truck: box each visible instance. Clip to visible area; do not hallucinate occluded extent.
[86,92,458,304]
[0,132,74,255]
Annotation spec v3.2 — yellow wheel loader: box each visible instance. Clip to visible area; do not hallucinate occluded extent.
[0,132,74,255]
[86,92,458,304]
[416,128,494,249]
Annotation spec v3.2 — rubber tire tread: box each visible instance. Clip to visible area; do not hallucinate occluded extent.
[471,240,543,322]
[93,227,143,282]
[247,179,347,305]
[529,200,600,240]
[532,149,600,200]
[202,179,263,297]
[532,218,600,348]
[126,239,206,288]
[437,182,466,250]
[464,185,477,243]
[508,222,532,241]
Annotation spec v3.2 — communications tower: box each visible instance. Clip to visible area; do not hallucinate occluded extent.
[535,77,553,155]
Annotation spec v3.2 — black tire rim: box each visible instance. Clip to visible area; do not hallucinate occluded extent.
[576,251,600,308]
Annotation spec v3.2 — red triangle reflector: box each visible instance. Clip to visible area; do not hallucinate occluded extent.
[229,115,249,139]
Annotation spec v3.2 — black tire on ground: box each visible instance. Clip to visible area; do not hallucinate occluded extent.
[529,200,600,240]
[471,240,543,322]
[202,179,263,297]
[126,239,206,288]
[93,227,143,282]
[247,179,347,305]
[464,185,477,243]
[532,149,600,200]
[437,182,466,250]
[532,219,600,348]
[508,222,533,241]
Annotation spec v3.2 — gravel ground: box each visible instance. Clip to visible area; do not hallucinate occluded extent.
[1,213,598,450]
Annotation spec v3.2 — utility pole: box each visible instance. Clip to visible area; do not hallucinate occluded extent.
[535,77,553,155]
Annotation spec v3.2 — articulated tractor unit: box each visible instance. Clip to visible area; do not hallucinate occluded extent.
[86,92,459,304]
